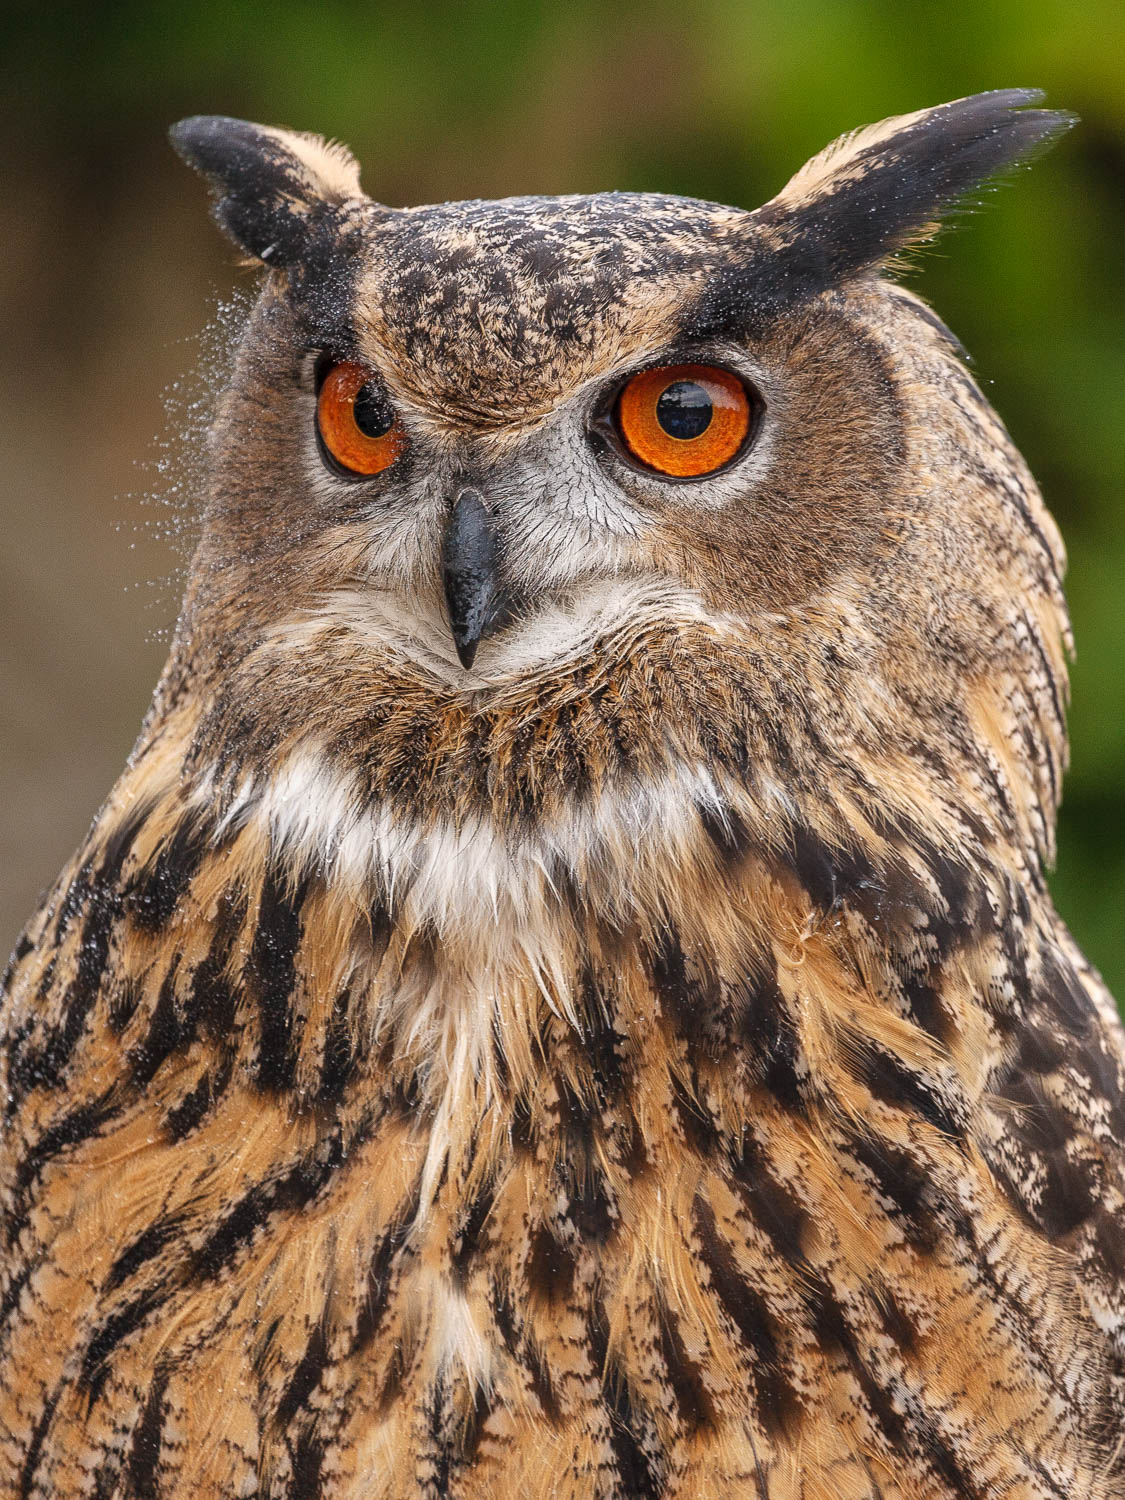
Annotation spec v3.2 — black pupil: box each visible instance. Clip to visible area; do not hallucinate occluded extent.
[353,383,394,439]
[656,380,713,440]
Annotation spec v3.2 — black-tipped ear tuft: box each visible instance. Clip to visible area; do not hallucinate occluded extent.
[169,115,368,267]
[754,90,1076,301]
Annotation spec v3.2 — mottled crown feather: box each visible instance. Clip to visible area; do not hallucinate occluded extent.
[170,92,1075,323]
[169,114,371,266]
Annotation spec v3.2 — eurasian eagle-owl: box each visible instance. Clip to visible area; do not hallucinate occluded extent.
[2,88,1122,1499]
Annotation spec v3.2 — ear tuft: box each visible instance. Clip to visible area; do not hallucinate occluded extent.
[169,115,368,267]
[756,90,1076,297]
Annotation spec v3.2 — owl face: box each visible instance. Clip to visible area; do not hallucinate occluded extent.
[170,96,1073,869]
[200,185,907,682]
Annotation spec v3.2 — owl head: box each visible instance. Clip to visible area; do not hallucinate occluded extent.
[167,92,1073,891]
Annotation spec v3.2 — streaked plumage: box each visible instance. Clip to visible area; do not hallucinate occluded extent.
[3,90,1123,1498]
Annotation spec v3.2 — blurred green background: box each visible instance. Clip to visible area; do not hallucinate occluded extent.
[1,1,1122,990]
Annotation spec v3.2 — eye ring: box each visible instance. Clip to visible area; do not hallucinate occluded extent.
[611,363,755,478]
[316,360,408,477]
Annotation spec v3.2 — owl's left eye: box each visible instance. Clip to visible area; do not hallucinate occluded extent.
[316,361,408,476]
[612,363,754,478]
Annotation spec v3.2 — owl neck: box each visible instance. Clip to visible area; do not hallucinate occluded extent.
[40,670,1049,1159]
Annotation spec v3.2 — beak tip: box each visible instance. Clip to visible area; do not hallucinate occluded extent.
[455,637,480,671]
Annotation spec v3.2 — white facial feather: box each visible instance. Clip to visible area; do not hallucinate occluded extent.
[270,573,720,686]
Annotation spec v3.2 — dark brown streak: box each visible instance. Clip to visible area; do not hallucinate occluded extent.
[251,864,312,1093]
[692,1196,801,1439]
[17,1393,59,1500]
[127,1366,170,1499]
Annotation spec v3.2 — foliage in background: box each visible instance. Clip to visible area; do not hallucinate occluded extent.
[2,0,1122,988]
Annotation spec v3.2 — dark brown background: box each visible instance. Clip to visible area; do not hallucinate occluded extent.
[2,0,1123,992]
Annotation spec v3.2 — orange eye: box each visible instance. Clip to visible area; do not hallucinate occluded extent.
[316,361,408,476]
[614,363,753,478]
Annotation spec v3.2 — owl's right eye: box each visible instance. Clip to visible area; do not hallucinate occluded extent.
[316,361,408,476]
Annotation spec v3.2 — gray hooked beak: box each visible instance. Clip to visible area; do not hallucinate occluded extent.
[441,488,505,670]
